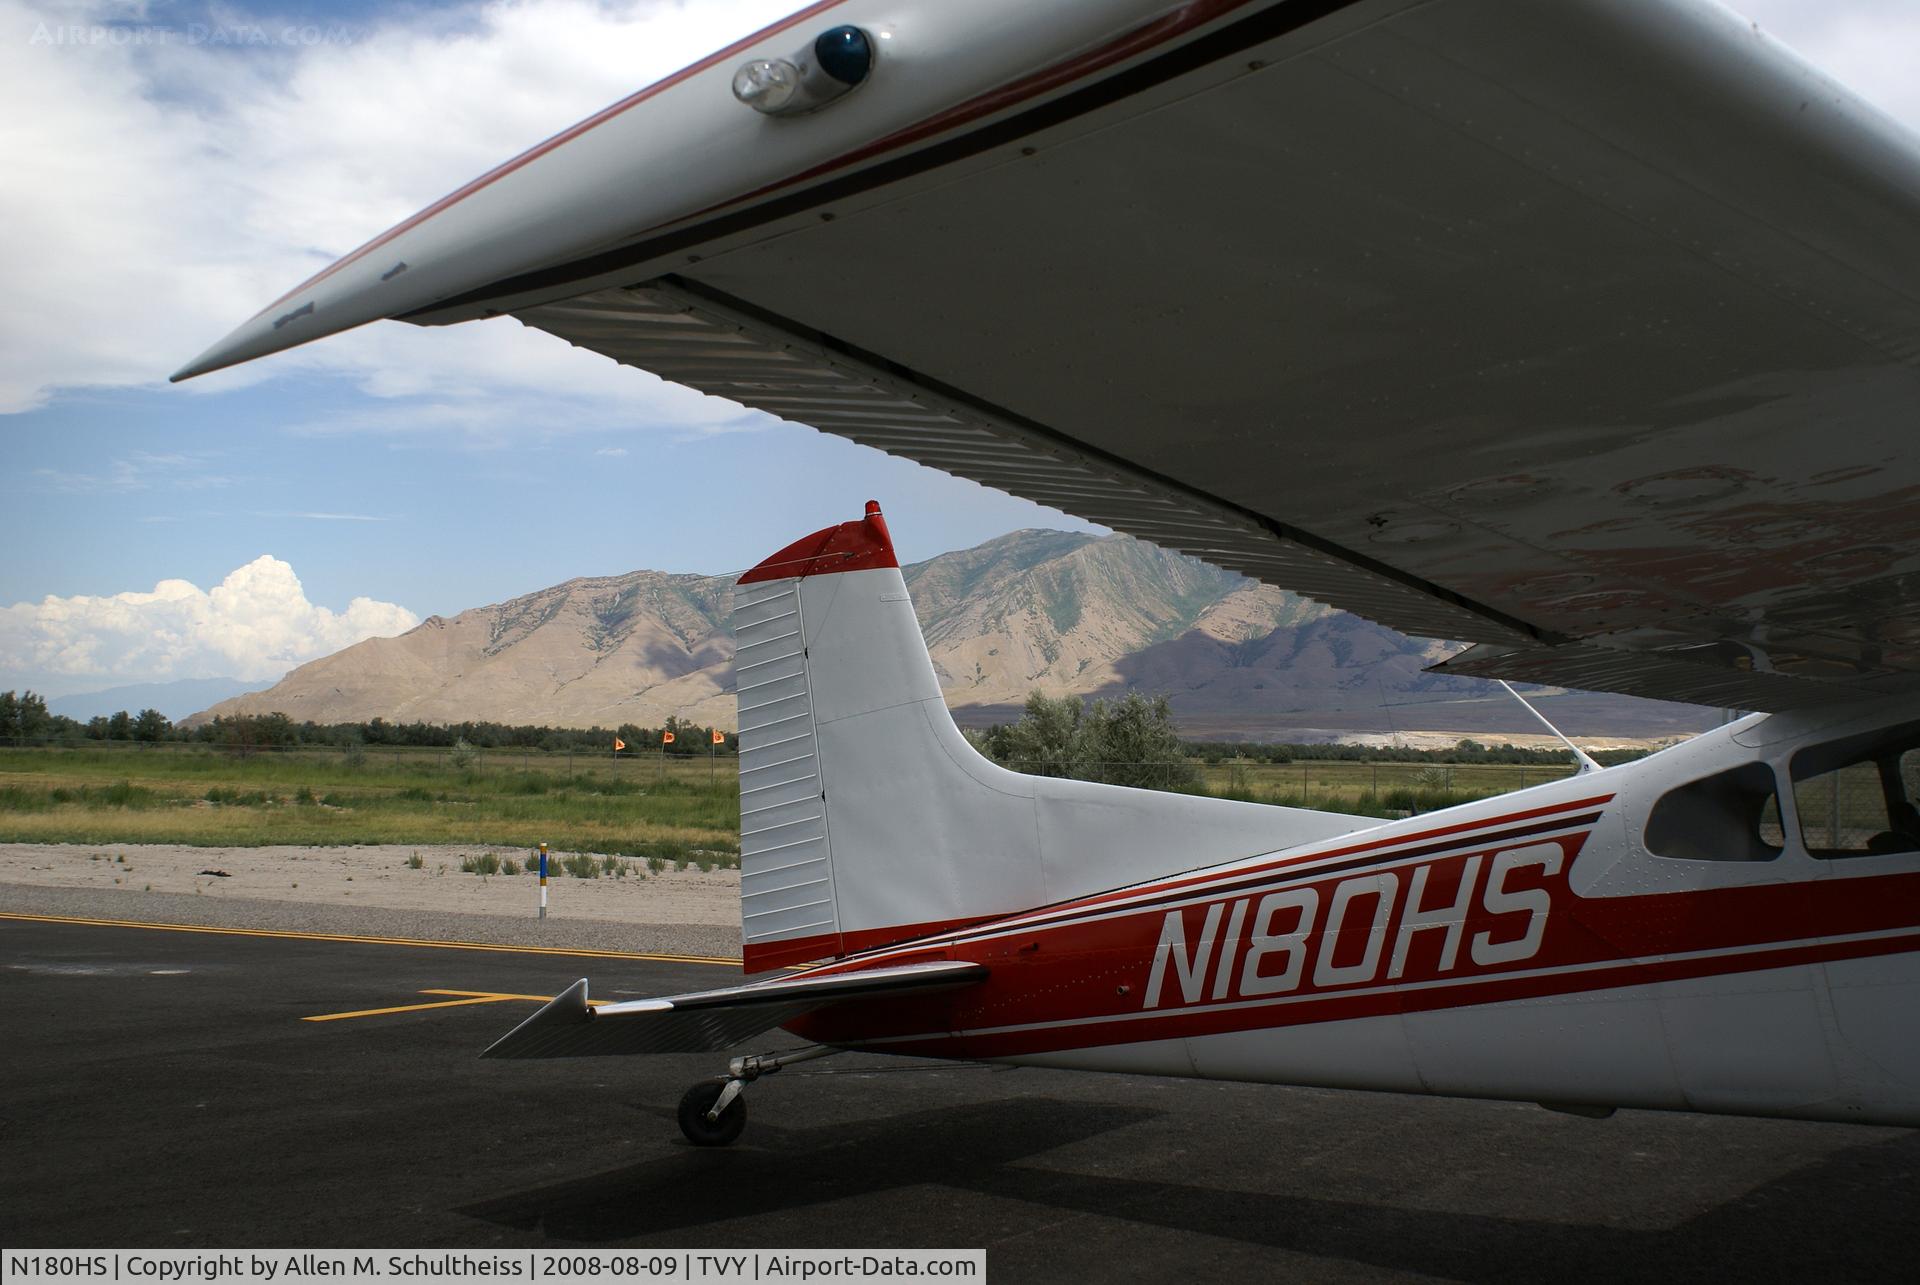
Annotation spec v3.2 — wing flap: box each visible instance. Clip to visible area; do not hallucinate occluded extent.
[479,960,986,1059]
[1427,642,1906,713]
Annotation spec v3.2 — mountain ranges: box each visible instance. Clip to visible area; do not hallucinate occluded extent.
[193,530,1707,741]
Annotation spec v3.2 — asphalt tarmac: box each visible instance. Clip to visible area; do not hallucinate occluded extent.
[4,913,1918,1282]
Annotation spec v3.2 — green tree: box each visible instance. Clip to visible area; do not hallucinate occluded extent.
[132,709,170,742]
[106,710,132,740]
[0,690,51,740]
[205,712,296,755]
[999,691,1084,776]
[1079,692,1199,790]
[981,689,1199,791]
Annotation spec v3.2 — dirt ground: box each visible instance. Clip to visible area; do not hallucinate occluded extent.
[0,841,740,926]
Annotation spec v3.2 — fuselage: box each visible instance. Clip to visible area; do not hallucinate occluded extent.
[792,698,1920,1126]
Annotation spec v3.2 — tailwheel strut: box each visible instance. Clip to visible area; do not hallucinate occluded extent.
[676,1045,839,1147]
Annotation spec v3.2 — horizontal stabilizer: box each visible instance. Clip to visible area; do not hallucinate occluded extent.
[479,960,987,1059]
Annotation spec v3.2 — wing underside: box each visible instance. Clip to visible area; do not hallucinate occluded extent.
[482,0,1920,711]
[393,0,1920,711]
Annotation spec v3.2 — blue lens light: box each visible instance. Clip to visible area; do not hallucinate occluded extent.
[814,26,873,86]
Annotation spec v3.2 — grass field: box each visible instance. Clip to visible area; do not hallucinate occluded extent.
[0,744,740,862]
[0,743,1583,854]
[1198,759,1578,812]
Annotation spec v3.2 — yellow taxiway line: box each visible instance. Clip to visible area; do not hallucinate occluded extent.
[420,987,609,1003]
[303,987,611,1023]
[303,994,528,1022]
[0,911,740,966]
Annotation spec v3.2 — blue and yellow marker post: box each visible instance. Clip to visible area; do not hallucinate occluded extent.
[537,841,548,920]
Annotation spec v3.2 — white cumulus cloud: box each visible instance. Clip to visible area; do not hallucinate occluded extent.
[0,556,419,692]
[0,0,807,432]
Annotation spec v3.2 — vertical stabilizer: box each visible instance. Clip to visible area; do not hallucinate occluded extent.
[732,503,1379,972]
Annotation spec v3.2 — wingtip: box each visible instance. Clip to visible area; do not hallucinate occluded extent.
[169,339,245,385]
[479,977,592,1059]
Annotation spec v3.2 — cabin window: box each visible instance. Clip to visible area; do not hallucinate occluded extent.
[1789,722,1920,858]
[1644,764,1785,862]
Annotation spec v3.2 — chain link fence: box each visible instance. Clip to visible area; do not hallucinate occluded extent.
[0,735,735,780]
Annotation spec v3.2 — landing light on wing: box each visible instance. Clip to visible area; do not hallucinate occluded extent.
[733,25,876,116]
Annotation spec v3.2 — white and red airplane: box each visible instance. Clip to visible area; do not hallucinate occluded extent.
[176,0,1920,1145]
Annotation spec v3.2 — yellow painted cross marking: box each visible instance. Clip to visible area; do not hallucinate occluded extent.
[301,987,611,1023]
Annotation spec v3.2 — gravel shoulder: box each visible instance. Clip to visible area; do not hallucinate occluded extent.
[0,841,742,959]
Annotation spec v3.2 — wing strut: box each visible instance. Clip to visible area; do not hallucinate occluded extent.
[1497,681,1602,775]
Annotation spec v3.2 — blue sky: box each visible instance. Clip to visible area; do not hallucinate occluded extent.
[3,0,1913,699]
[4,371,1089,615]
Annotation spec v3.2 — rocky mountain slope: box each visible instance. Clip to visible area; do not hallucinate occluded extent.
[193,531,1707,739]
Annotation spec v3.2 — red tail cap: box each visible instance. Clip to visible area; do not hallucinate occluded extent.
[738,500,898,585]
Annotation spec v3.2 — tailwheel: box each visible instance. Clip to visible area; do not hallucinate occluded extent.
[672,1045,839,1146]
[678,1079,747,1147]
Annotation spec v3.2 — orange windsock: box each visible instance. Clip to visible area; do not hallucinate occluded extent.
[711,729,725,745]
[612,737,625,751]
[662,731,675,745]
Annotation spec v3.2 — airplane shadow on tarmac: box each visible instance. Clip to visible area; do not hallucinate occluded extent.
[457,1096,1920,1281]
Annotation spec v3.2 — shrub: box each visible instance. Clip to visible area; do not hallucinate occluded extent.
[502,857,521,876]
[406,852,424,870]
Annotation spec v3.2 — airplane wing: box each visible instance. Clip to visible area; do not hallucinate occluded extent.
[176,0,1920,711]
[479,960,986,1058]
